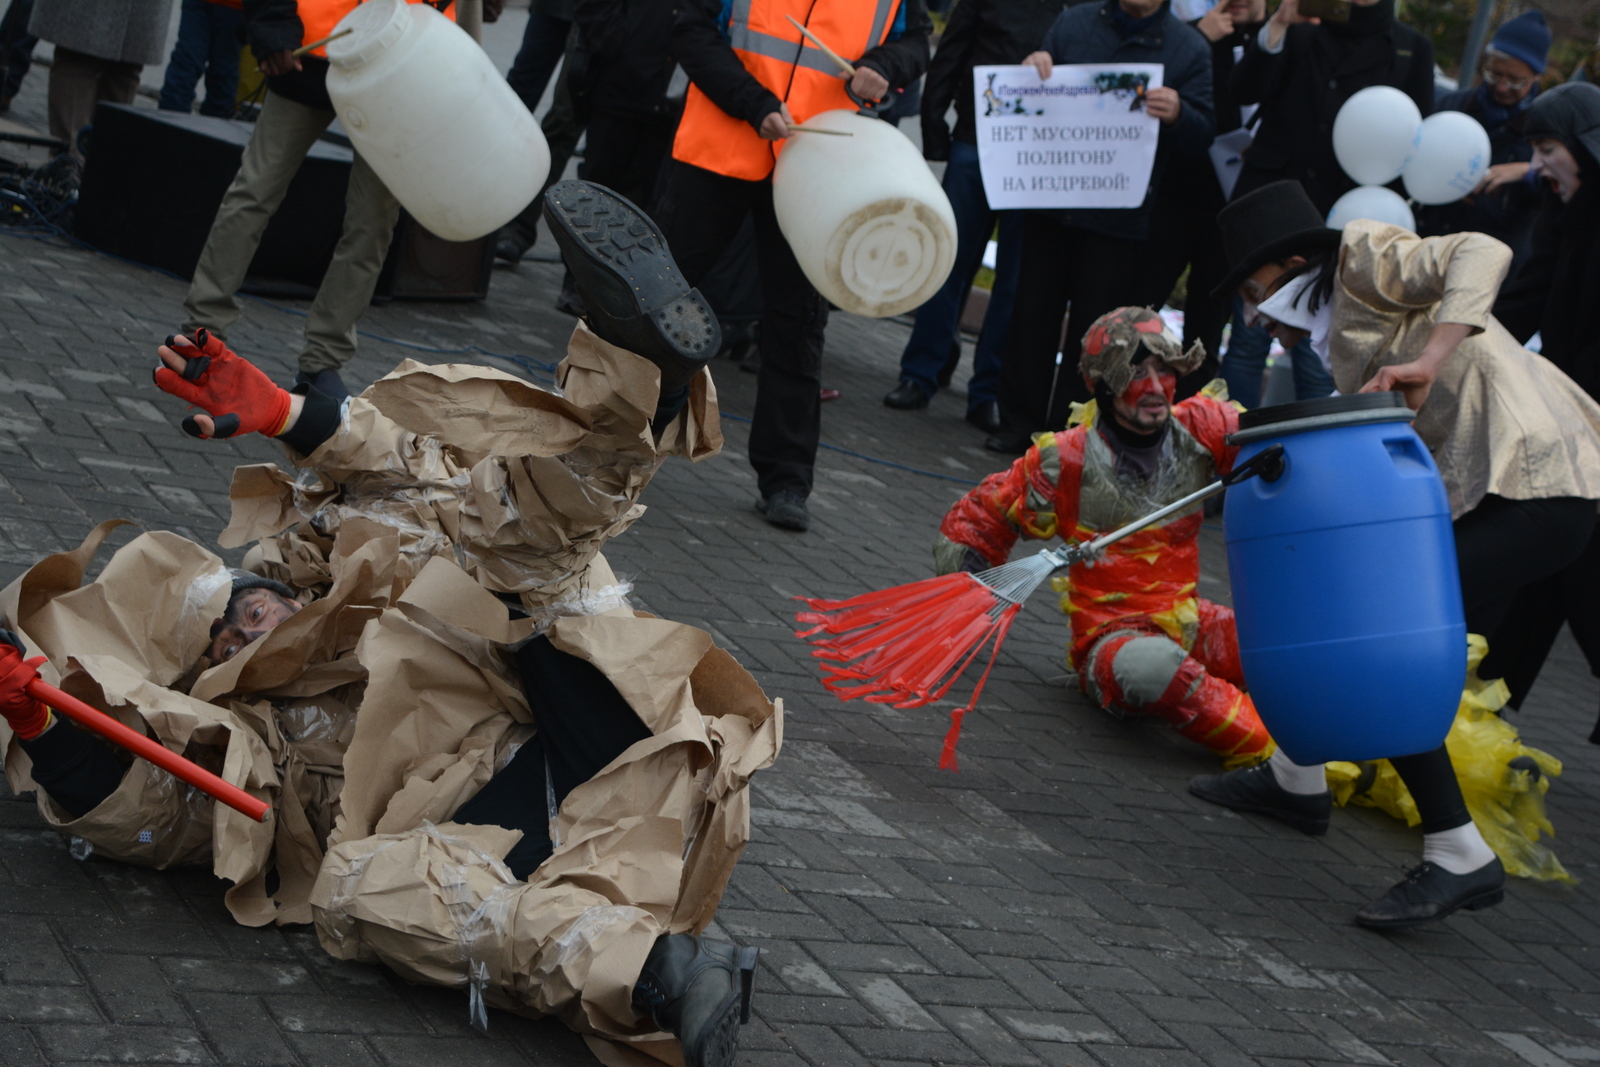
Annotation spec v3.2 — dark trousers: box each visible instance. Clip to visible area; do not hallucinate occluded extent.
[579,110,676,214]
[1487,523,1600,709]
[897,140,1019,413]
[158,0,243,119]
[996,219,1144,433]
[1129,168,1228,399]
[453,636,650,879]
[654,159,830,498]
[1389,494,1596,834]
[0,0,36,103]
[506,8,571,113]
[1219,300,1334,410]
[502,24,584,255]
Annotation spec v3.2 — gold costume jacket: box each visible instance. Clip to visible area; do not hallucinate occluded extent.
[1331,221,1600,517]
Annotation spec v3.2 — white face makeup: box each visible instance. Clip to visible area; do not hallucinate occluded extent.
[1531,139,1582,203]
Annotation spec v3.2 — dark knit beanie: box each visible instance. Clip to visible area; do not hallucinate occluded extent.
[1487,11,1550,75]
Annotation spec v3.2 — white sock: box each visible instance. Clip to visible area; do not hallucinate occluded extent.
[1268,748,1329,795]
[1422,822,1497,875]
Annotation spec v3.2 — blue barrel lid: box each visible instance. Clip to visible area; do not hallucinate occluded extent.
[1230,392,1413,446]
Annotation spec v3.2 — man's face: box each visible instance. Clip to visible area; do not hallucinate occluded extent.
[1110,359,1177,434]
[1483,54,1537,107]
[208,589,302,663]
[1239,258,1312,349]
[1226,0,1265,22]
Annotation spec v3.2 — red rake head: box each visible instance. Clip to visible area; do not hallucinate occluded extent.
[794,572,1023,771]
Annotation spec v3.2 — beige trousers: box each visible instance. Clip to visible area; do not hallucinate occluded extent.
[181,89,400,375]
[47,47,139,154]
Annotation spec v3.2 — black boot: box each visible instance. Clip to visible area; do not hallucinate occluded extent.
[543,180,719,395]
[1355,858,1505,930]
[633,934,758,1067]
[1188,762,1332,836]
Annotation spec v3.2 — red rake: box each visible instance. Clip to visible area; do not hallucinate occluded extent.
[794,445,1286,771]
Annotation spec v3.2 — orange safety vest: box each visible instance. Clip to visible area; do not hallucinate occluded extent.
[672,0,904,182]
[298,0,456,59]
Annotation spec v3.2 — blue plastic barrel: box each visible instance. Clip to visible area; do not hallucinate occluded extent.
[1224,393,1465,764]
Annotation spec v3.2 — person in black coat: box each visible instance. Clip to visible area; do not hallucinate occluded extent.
[882,0,1065,432]
[985,0,1215,454]
[1482,82,1600,740]
[1418,11,1550,278]
[1231,0,1432,214]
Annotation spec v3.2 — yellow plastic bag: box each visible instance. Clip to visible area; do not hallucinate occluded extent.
[1325,634,1574,884]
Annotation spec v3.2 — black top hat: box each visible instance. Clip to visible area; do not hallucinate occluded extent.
[1211,181,1344,298]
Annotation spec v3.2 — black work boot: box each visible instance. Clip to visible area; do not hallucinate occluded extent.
[1355,858,1505,930]
[632,934,758,1067]
[543,181,720,396]
[1189,762,1332,836]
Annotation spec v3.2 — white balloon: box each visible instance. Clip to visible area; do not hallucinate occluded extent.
[1402,111,1492,205]
[1326,186,1416,232]
[1332,86,1423,186]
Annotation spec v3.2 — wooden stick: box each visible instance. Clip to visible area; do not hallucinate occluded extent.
[784,15,856,77]
[292,27,352,57]
[788,125,854,136]
[26,679,271,822]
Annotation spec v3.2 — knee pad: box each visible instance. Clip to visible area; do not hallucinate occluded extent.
[1086,631,1187,712]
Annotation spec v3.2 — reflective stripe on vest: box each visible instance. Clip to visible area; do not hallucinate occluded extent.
[298,0,456,59]
[672,0,903,182]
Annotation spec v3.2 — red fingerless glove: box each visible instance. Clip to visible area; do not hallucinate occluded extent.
[0,641,50,741]
[153,330,293,439]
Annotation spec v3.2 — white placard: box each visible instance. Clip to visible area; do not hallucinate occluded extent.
[974,63,1164,210]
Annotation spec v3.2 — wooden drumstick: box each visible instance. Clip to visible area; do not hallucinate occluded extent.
[292,27,353,57]
[784,15,857,77]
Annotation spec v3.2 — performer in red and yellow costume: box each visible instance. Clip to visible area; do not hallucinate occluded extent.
[936,307,1270,764]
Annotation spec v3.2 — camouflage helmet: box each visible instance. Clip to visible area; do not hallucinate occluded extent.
[1078,307,1205,397]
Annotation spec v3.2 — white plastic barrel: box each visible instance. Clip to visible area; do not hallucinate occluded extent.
[325,0,550,242]
[772,109,956,319]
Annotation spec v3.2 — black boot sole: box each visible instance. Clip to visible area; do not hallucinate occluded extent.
[1187,778,1330,836]
[1354,886,1504,931]
[543,180,719,393]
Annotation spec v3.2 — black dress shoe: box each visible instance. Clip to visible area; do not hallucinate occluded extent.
[966,400,1001,433]
[757,491,809,532]
[493,231,525,265]
[983,426,1034,455]
[1188,762,1331,835]
[543,180,719,393]
[1355,858,1505,930]
[883,379,931,410]
[633,934,759,1067]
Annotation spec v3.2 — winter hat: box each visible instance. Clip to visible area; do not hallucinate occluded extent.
[228,568,297,603]
[1524,82,1600,166]
[1487,11,1551,75]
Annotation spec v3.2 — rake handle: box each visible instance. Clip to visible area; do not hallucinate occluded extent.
[24,679,270,823]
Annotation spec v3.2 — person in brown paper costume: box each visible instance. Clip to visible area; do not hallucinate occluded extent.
[0,183,780,1067]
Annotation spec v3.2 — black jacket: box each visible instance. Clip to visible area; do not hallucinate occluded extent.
[1037,0,1214,241]
[572,0,677,117]
[1493,152,1600,402]
[671,0,932,135]
[242,0,336,111]
[1417,84,1542,271]
[920,0,1066,161]
[1231,0,1432,213]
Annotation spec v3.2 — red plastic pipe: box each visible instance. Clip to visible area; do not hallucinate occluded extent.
[24,679,270,823]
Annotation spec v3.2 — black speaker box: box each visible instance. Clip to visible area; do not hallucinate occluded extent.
[75,102,492,303]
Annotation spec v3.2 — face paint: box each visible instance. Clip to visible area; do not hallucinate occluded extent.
[1120,364,1177,407]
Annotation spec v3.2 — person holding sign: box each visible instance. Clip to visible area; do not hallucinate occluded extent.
[982,0,1214,454]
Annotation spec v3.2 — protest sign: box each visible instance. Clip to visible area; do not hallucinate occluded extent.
[973,63,1163,210]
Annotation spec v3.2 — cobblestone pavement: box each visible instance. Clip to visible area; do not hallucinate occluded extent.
[3,96,1600,1067]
